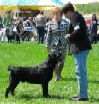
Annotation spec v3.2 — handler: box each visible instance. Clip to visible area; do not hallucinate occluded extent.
[61,3,92,101]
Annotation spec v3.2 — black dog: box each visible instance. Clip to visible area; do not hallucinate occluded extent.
[5,53,61,98]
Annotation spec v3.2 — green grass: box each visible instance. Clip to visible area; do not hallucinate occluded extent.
[0,42,99,104]
[75,2,99,14]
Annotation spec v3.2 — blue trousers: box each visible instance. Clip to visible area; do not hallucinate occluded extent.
[73,50,89,98]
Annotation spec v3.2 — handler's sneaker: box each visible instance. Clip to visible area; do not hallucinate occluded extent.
[70,95,89,101]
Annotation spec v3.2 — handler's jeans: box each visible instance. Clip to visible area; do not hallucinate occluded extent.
[73,50,89,98]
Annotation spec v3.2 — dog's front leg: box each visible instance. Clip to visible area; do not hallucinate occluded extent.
[42,82,49,97]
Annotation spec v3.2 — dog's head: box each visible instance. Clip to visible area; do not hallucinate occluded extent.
[47,52,62,66]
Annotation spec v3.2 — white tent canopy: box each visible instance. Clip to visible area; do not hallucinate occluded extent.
[0,0,99,6]
[0,0,19,5]
[0,0,63,11]
[0,0,99,11]
[0,0,64,6]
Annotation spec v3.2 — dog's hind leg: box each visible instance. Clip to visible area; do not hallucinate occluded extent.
[42,82,49,97]
[11,80,19,96]
[5,79,19,98]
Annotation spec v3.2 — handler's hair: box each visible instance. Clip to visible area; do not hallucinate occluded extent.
[61,2,74,14]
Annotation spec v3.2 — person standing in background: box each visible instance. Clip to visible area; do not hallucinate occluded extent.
[45,7,70,81]
[0,16,3,29]
[2,11,13,42]
[35,11,47,44]
[90,13,99,44]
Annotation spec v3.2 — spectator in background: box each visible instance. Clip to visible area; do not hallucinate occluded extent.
[0,16,3,29]
[90,13,99,44]
[35,11,47,44]
[62,2,92,101]
[2,11,13,42]
[28,17,37,40]
[45,7,70,81]
[0,16,3,41]
[3,10,13,29]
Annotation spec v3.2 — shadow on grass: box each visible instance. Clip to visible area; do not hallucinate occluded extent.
[61,77,77,81]
[17,94,68,100]
[88,80,99,84]
[89,97,99,102]
[47,95,68,99]
[16,94,34,100]
[61,77,99,84]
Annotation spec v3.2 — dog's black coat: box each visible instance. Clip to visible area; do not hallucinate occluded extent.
[5,53,61,98]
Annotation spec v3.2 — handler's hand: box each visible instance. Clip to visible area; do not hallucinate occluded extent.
[65,34,70,40]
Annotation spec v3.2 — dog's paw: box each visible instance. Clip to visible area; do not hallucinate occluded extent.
[43,94,50,98]
[5,94,8,98]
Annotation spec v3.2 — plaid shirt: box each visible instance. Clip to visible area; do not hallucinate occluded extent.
[45,19,70,51]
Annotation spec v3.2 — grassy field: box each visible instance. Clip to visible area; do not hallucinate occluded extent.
[0,42,99,104]
[75,2,99,14]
